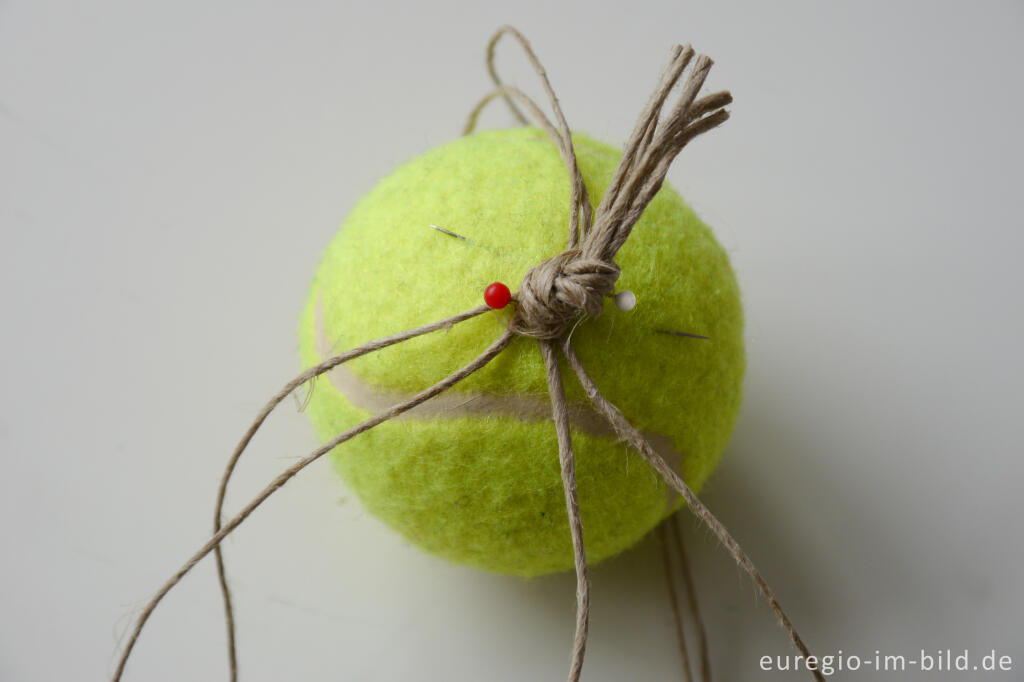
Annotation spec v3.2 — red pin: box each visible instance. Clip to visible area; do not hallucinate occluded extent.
[483,282,512,309]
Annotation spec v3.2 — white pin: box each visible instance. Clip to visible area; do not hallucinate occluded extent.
[614,290,636,311]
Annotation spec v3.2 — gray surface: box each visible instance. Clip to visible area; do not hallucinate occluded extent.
[2,2,1022,680]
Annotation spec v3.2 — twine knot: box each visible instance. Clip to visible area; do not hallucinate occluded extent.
[511,249,620,339]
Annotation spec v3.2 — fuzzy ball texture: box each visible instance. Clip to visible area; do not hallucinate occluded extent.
[298,127,744,577]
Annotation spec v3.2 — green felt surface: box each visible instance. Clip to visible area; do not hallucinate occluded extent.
[298,127,744,576]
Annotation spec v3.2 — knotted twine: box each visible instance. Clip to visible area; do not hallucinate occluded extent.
[112,26,825,682]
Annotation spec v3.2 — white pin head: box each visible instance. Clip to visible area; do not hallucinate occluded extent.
[614,290,636,312]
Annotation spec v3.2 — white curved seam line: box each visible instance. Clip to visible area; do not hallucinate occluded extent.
[314,293,685,509]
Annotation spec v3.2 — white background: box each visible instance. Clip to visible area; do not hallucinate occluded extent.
[2,2,1022,680]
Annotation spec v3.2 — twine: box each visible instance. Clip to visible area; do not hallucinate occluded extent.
[660,511,711,682]
[111,26,825,682]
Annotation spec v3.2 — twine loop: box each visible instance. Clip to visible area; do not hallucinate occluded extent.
[511,249,620,339]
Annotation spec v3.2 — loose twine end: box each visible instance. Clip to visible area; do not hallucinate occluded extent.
[469,27,733,343]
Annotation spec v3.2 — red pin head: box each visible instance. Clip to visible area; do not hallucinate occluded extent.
[483,282,512,309]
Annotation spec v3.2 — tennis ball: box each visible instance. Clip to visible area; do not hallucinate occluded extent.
[298,127,744,577]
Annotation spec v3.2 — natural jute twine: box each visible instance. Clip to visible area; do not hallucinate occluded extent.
[111,26,824,682]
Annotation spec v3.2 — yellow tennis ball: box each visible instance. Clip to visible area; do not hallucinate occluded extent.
[298,127,744,577]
